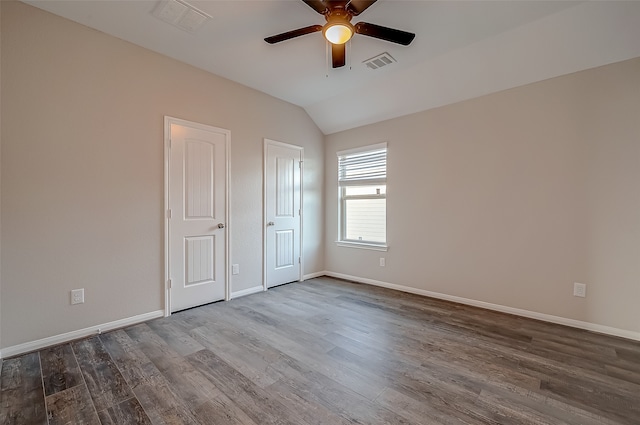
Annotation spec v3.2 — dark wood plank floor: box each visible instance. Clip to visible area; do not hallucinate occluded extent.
[2,277,640,424]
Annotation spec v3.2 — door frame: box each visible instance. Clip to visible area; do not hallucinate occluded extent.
[164,116,231,317]
[263,139,304,291]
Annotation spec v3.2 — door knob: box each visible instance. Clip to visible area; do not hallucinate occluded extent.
[267,221,275,226]
[217,223,225,229]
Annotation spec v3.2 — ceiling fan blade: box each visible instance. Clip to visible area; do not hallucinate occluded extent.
[354,22,415,46]
[346,0,377,16]
[302,0,329,15]
[264,25,323,44]
[332,43,346,68]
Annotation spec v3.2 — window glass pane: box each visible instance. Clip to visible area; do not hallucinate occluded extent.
[345,185,386,196]
[345,198,386,243]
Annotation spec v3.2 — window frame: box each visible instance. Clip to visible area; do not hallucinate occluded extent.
[336,143,388,251]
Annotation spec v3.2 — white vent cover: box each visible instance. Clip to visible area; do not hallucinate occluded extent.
[363,52,396,70]
[153,0,210,33]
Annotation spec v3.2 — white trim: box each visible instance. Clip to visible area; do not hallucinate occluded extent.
[163,117,171,317]
[230,285,265,299]
[224,129,231,302]
[323,271,640,342]
[302,271,327,281]
[0,310,164,359]
[262,140,268,293]
[299,152,305,284]
[164,116,231,315]
[335,241,388,252]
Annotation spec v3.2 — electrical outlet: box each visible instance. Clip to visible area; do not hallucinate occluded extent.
[573,282,586,298]
[71,288,85,305]
[232,264,240,275]
[379,257,385,267]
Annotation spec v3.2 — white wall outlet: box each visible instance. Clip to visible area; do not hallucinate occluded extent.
[71,288,85,305]
[379,257,385,267]
[232,264,240,275]
[573,282,586,298]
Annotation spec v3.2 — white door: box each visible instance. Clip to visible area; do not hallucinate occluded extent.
[167,118,228,312]
[265,140,302,288]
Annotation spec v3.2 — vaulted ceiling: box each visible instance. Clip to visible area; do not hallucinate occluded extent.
[25,1,640,134]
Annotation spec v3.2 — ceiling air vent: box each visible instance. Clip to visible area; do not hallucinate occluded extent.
[363,52,396,70]
[152,0,210,33]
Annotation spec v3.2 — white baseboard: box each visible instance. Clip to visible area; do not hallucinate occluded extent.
[0,310,164,359]
[230,285,264,299]
[302,271,327,281]
[323,271,640,342]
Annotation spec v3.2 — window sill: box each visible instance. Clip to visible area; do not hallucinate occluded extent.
[335,241,388,252]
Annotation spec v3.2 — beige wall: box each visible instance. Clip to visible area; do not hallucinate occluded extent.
[325,57,640,334]
[0,1,324,348]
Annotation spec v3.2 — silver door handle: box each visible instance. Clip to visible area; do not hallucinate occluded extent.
[267,221,275,226]
[217,223,225,229]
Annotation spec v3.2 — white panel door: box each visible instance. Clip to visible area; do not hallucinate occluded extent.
[265,141,302,288]
[168,119,228,312]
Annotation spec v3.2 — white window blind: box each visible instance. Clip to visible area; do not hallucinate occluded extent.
[338,146,387,185]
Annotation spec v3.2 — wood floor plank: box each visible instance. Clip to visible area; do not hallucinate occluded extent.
[40,343,83,396]
[187,349,311,425]
[605,363,640,385]
[124,324,223,410]
[231,303,336,353]
[540,376,640,424]
[264,379,354,425]
[520,319,640,353]
[0,352,47,425]
[270,291,381,335]
[133,378,200,425]
[526,328,618,359]
[507,344,640,396]
[190,324,280,388]
[476,386,619,425]
[616,346,640,362]
[72,336,135,412]
[145,319,205,357]
[266,352,413,425]
[124,324,187,373]
[100,328,205,424]
[46,384,100,425]
[374,386,483,425]
[96,397,152,425]
[100,329,156,390]
[321,330,423,368]
[191,393,260,425]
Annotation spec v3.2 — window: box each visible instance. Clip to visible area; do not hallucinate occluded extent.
[337,143,387,249]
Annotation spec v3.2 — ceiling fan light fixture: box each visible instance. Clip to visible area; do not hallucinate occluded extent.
[324,23,354,45]
[264,0,416,69]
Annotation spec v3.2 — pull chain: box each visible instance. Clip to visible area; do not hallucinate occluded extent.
[326,41,330,78]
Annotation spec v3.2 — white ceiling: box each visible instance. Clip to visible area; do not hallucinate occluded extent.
[24,1,640,134]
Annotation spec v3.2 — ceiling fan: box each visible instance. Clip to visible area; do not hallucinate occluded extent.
[264,0,416,68]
